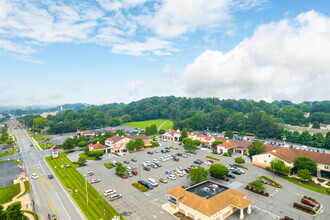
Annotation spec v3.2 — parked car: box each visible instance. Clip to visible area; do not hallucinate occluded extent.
[226,173,236,179]
[145,182,154,189]
[228,164,236,168]
[226,165,234,170]
[181,185,188,189]
[175,153,183,156]
[152,159,159,163]
[258,178,268,184]
[172,156,179,161]
[175,171,184,177]
[48,174,53,179]
[165,170,171,175]
[194,160,202,164]
[167,174,176,180]
[207,160,214,163]
[109,194,122,201]
[104,189,116,196]
[301,198,316,207]
[91,178,101,183]
[237,168,245,174]
[204,161,212,165]
[147,151,153,155]
[186,153,192,156]
[182,154,188,158]
[161,150,166,153]
[231,169,242,175]
[142,166,150,171]
[131,158,137,162]
[159,177,168,183]
[150,163,158,168]
[132,170,138,175]
[127,167,133,172]
[84,171,94,177]
[127,172,133,177]
[48,213,56,220]
[31,173,38,179]
[154,162,161,167]
[124,160,129,164]
[197,159,203,163]
[148,178,158,187]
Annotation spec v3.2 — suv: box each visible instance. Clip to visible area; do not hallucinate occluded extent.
[301,198,316,207]
[148,178,158,187]
[147,151,153,155]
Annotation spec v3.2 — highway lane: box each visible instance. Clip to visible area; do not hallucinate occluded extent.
[10,119,85,220]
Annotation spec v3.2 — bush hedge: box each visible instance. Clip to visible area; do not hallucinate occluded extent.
[303,195,316,202]
[234,164,248,169]
[234,157,245,164]
[293,202,313,213]
[259,175,282,188]
[206,156,220,161]
[327,188,330,194]
[132,182,148,192]
[104,162,113,169]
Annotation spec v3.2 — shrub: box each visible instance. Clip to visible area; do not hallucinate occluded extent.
[303,196,316,202]
[248,180,266,192]
[132,182,147,192]
[293,202,313,212]
[317,183,321,186]
[327,188,330,194]
[209,164,228,178]
[104,162,113,169]
[284,216,294,220]
[235,157,245,164]
[223,152,228,156]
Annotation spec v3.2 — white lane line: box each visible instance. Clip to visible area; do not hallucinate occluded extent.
[252,205,280,218]
[55,191,72,220]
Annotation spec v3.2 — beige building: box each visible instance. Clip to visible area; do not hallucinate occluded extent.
[252,147,330,179]
[104,134,151,155]
[166,181,253,220]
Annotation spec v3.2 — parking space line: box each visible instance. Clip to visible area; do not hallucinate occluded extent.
[252,205,280,218]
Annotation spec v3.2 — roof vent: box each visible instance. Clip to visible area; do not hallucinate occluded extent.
[272,149,276,153]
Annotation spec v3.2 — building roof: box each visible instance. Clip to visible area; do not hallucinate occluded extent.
[107,135,125,143]
[257,147,330,165]
[127,134,150,140]
[218,141,237,149]
[167,181,252,217]
[204,136,213,141]
[89,142,107,150]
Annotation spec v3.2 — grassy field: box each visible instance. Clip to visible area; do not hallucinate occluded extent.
[0,147,15,158]
[122,119,173,130]
[45,153,121,220]
[0,183,21,205]
[280,176,329,195]
[39,142,54,150]
[79,153,96,160]
[18,181,30,199]
[31,133,45,141]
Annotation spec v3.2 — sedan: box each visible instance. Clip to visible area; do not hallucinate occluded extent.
[226,173,236,179]
[109,194,122,201]
[147,151,153,155]
[231,170,242,175]
[91,178,101,183]
[31,173,38,179]
[167,174,176,180]
[48,174,53,179]
[165,170,171,175]
[194,160,202,165]
[132,170,138,175]
[237,168,245,174]
[159,177,168,183]
[258,178,268,184]
[124,160,129,164]
[131,158,137,162]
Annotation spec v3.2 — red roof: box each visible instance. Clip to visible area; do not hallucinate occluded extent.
[198,134,205,138]
[175,131,181,134]
[204,142,210,145]
[205,136,213,141]
[106,138,114,142]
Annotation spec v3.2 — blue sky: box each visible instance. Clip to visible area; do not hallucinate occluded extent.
[0,0,329,106]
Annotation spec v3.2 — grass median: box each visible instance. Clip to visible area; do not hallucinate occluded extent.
[0,183,21,205]
[45,152,122,220]
[280,176,329,195]
[17,181,30,199]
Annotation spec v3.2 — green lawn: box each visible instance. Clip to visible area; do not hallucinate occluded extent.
[18,181,30,199]
[39,142,54,150]
[122,119,173,130]
[22,211,39,220]
[0,159,19,164]
[0,183,21,205]
[79,153,96,160]
[280,176,329,195]
[0,147,15,158]
[45,153,121,220]
[31,133,45,141]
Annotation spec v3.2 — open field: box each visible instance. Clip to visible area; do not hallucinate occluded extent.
[31,133,45,141]
[0,183,21,205]
[122,119,173,130]
[39,142,54,150]
[45,152,121,220]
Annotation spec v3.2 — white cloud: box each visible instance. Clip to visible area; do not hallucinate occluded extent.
[0,39,36,54]
[97,0,148,11]
[124,79,144,96]
[112,38,176,56]
[179,11,330,102]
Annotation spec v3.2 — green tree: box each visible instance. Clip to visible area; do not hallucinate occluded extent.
[209,164,228,178]
[0,205,7,220]
[83,146,89,154]
[62,138,75,151]
[6,201,24,220]
[77,141,87,148]
[115,162,126,175]
[126,140,137,151]
[184,140,197,153]
[224,131,234,139]
[187,166,209,183]
[298,169,312,181]
[182,137,193,144]
[300,130,311,145]
[78,157,87,166]
[145,124,158,136]
[158,129,165,135]
[290,131,301,143]
[135,138,145,149]
[212,140,223,147]
[325,132,330,149]
[193,139,201,146]
[270,158,291,174]
[312,121,320,129]
[248,140,266,156]
[180,128,188,141]
[32,117,49,132]
[300,103,311,113]
[122,115,132,123]
[109,118,121,126]
[90,150,104,160]
[294,156,317,175]
[312,132,325,148]
[248,180,266,191]
[234,157,245,164]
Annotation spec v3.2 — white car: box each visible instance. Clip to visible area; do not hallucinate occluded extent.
[153,159,159,163]
[148,178,158,187]
[104,189,116,196]
[167,174,176,180]
[146,161,151,166]
[126,167,132,172]
[176,171,184,177]
[237,168,245,174]
[160,157,166,162]
[204,161,212,166]
[226,165,234,170]
[31,173,38,179]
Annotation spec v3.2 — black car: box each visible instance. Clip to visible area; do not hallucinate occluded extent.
[228,164,237,169]
[153,139,157,141]
[138,180,153,189]
[147,151,153,155]
[165,147,170,150]
[131,158,137,162]
[226,173,236,178]
[231,169,242,175]
[194,160,202,164]
[138,180,147,186]
[48,174,53,179]
[181,185,188,189]
[161,149,166,153]
[124,160,129,164]
[184,168,190,173]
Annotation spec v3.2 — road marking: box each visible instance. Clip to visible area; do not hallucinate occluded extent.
[252,205,280,218]
[160,211,164,214]
[55,191,71,220]
[144,192,150,197]
[47,196,58,220]
[39,175,55,190]
[33,165,46,193]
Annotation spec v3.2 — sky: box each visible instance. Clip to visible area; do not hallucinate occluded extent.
[0,0,330,107]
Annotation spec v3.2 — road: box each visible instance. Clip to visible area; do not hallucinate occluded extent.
[9,119,85,220]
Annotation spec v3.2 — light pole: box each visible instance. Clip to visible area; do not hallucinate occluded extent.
[85,176,88,206]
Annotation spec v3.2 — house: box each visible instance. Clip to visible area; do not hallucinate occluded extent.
[104,134,151,155]
[77,130,95,138]
[88,142,108,153]
[203,136,215,147]
[216,140,238,154]
[162,129,181,141]
[252,147,330,179]
[188,133,197,139]
[166,181,253,220]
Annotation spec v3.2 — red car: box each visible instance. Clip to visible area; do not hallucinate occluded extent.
[132,170,138,175]
[301,198,316,207]
[207,160,214,163]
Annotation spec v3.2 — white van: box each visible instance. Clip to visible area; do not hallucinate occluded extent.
[104,189,116,196]
[148,178,158,187]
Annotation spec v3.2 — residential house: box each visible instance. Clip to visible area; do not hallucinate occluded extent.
[216,140,238,154]
[203,135,215,147]
[166,181,252,220]
[105,134,151,155]
[162,129,181,141]
[77,129,95,138]
[252,147,330,179]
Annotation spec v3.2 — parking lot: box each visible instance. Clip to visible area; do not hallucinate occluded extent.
[77,140,330,220]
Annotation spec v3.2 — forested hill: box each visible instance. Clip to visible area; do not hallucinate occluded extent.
[19,96,329,138]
